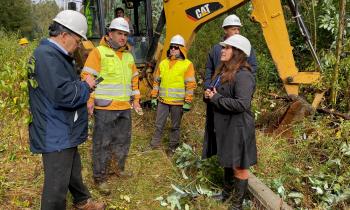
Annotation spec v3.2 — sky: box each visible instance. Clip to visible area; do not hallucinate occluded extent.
[32,0,82,9]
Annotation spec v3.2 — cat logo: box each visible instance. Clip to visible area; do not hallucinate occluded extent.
[186,2,223,21]
[195,4,210,19]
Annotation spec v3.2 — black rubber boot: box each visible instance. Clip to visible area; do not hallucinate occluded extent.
[212,168,234,202]
[228,177,248,210]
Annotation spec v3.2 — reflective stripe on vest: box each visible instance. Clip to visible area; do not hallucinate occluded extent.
[159,59,191,102]
[95,45,134,102]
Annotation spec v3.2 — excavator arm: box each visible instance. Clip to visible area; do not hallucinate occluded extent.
[161,0,320,98]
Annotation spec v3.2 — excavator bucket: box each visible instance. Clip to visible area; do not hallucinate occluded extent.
[274,95,314,136]
[269,91,325,136]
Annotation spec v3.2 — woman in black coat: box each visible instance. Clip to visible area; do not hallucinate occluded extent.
[204,34,257,210]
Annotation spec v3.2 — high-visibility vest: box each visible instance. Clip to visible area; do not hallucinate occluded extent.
[94,46,134,102]
[159,59,191,103]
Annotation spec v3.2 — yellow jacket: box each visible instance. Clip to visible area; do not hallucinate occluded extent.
[151,46,196,105]
[81,36,140,110]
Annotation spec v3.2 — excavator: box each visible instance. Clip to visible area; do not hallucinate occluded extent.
[73,0,323,132]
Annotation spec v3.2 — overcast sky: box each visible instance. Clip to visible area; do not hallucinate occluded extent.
[32,0,82,8]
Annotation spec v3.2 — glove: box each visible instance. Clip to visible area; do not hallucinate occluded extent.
[151,99,158,110]
[182,103,192,112]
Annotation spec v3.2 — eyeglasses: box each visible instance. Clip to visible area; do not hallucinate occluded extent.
[68,33,83,45]
[170,45,180,50]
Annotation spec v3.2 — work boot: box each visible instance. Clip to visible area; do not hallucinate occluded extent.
[212,168,234,202]
[117,169,133,178]
[228,178,248,210]
[165,148,176,157]
[74,198,105,210]
[96,182,111,196]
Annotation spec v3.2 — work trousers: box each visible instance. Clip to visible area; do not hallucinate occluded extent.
[41,147,91,210]
[92,109,131,183]
[151,102,183,149]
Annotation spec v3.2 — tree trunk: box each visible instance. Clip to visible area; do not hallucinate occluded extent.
[330,0,346,107]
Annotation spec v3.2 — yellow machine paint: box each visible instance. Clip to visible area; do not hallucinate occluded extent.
[161,0,320,99]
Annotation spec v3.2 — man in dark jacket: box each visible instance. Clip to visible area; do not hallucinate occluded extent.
[28,10,104,210]
[203,14,257,89]
[202,14,257,205]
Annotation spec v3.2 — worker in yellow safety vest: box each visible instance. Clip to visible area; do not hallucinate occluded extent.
[81,17,140,195]
[149,34,197,156]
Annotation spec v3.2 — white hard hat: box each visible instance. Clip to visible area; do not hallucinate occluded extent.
[109,18,130,33]
[220,34,251,56]
[170,34,185,46]
[53,10,88,40]
[222,14,242,28]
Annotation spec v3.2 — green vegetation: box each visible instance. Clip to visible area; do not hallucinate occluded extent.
[0,0,59,39]
[0,0,349,209]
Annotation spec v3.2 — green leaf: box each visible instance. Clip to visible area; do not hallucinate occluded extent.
[312,186,324,195]
[181,169,189,180]
[171,184,186,195]
[288,192,304,199]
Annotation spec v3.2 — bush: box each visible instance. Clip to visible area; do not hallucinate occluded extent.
[0,30,35,123]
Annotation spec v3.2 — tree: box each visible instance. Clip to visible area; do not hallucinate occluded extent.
[0,0,32,37]
[330,0,347,107]
[31,0,59,39]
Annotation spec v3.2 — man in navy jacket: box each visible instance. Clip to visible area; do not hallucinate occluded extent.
[28,10,104,210]
[203,14,257,89]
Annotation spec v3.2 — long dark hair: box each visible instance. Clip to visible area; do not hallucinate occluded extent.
[213,47,251,83]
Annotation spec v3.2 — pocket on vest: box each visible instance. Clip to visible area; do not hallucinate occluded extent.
[95,99,112,107]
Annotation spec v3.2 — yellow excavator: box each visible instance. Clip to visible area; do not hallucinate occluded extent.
[74,0,323,130]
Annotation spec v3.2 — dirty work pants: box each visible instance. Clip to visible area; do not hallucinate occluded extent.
[151,102,183,150]
[92,109,131,183]
[41,147,91,210]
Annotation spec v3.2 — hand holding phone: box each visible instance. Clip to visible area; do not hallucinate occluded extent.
[95,77,104,85]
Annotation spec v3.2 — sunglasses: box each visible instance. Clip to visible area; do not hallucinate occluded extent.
[221,45,232,50]
[170,45,180,50]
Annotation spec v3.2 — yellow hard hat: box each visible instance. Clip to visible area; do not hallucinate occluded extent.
[19,38,29,45]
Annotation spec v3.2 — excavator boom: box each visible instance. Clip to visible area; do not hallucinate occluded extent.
[161,0,320,97]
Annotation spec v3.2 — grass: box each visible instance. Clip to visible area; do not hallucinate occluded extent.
[0,93,349,209]
[0,96,229,210]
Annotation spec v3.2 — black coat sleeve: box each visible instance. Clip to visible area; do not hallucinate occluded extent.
[35,50,90,109]
[210,70,255,113]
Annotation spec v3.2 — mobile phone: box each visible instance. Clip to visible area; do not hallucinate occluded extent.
[95,77,104,85]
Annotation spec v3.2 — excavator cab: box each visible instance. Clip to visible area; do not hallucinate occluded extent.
[82,0,154,68]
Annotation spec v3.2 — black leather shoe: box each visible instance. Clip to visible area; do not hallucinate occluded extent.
[211,192,230,202]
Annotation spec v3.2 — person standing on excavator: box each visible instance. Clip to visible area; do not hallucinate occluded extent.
[81,17,141,195]
[149,35,197,156]
[202,14,257,207]
[114,7,133,35]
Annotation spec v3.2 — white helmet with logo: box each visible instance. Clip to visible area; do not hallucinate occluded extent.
[170,34,185,46]
[222,14,242,28]
[53,10,88,40]
[109,18,130,33]
[220,34,251,56]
